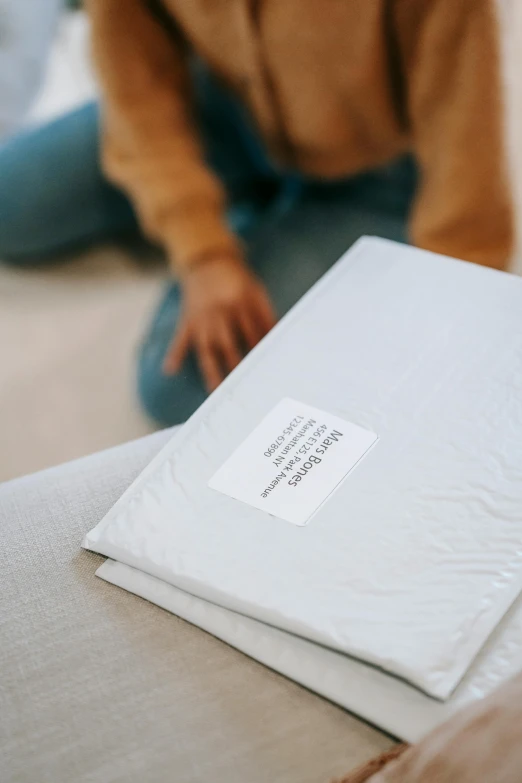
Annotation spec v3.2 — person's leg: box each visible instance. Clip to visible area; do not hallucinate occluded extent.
[137,69,301,426]
[138,154,417,427]
[253,156,417,315]
[0,102,139,263]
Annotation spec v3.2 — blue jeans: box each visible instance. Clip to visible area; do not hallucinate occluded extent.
[0,74,417,426]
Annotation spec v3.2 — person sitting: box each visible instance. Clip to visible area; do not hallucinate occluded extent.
[0,0,514,425]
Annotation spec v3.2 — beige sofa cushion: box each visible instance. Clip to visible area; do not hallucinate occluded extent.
[0,430,391,783]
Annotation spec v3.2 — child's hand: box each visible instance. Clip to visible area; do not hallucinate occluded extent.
[163,257,276,392]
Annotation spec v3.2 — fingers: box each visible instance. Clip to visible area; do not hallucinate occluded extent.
[196,314,244,392]
[163,319,191,375]
[162,311,241,391]
[256,288,277,334]
[239,289,277,350]
[196,328,224,393]
[215,316,243,374]
[162,283,277,393]
[237,308,260,350]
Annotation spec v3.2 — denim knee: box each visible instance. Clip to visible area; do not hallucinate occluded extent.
[0,182,32,262]
[0,102,136,263]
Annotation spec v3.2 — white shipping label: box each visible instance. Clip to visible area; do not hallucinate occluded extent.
[208,398,378,526]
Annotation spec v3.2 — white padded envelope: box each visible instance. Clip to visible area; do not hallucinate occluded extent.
[85,238,522,700]
[96,558,522,743]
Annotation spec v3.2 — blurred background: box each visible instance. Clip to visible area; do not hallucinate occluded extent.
[0,2,162,481]
[1,1,522,482]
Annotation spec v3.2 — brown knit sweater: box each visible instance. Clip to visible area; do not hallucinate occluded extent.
[87,0,514,272]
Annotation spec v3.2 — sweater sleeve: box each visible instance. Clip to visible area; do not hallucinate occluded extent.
[86,0,243,272]
[396,0,515,270]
